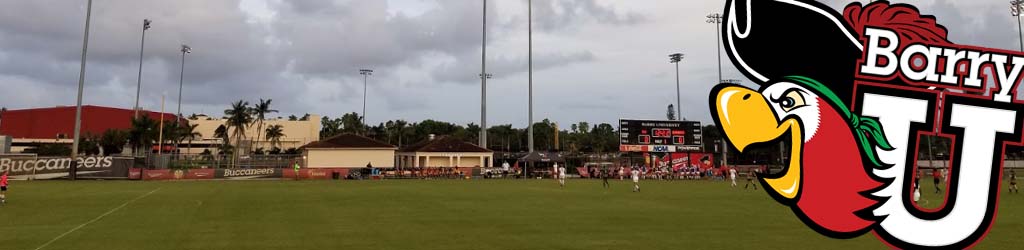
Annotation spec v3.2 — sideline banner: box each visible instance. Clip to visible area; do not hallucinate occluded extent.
[0,155,132,180]
[216,168,282,179]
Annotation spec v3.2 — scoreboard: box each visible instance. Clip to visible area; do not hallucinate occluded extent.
[619,119,702,152]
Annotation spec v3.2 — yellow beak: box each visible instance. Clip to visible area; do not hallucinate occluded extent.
[714,86,803,200]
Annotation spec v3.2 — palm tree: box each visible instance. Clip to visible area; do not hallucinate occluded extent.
[251,99,278,150]
[214,124,230,149]
[225,100,252,167]
[179,123,202,167]
[265,125,285,151]
[162,121,182,155]
[128,116,158,156]
[181,123,202,154]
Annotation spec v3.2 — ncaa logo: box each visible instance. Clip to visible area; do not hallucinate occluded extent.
[652,146,670,152]
[710,0,1021,248]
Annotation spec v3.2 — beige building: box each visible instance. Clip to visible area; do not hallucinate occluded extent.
[301,134,397,168]
[185,114,320,154]
[397,136,494,168]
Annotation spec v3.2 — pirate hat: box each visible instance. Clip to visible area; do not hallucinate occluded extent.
[722,0,863,106]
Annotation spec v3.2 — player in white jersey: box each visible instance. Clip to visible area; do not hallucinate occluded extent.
[557,164,566,188]
[729,168,738,187]
[631,168,641,192]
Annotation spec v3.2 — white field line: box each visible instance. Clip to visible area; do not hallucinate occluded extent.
[34,188,162,250]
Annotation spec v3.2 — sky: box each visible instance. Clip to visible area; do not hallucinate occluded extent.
[0,0,1020,129]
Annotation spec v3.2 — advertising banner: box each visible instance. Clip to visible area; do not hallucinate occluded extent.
[142,169,173,180]
[0,155,133,180]
[216,168,282,179]
[185,169,216,179]
[652,153,714,171]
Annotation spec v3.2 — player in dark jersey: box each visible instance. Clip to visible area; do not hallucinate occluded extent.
[1010,170,1018,194]
[601,167,610,189]
[744,169,757,190]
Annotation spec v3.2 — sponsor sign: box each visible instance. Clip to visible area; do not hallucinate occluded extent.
[129,168,143,180]
[142,169,172,180]
[652,153,715,171]
[185,169,215,179]
[0,155,132,180]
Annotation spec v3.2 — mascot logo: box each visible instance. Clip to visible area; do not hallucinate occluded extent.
[711,0,1023,248]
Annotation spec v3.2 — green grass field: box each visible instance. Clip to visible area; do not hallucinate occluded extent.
[0,178,1020,250]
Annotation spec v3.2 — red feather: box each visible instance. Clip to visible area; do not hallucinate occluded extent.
[844,1,952,48]
[797,98,880,234]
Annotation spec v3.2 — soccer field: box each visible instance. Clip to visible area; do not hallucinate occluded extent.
[0,179,1021,250]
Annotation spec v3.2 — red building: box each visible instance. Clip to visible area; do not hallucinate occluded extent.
[0,105,179,140]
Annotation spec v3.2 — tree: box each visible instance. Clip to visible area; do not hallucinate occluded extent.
[300,113,311,121]
[214,125,229,147]
[79,133,101,155]
[265,124,285,150]
[667,104,676,121]
[98,129,129,156]
[161,121,182,154]
[320,116,343,139]
[251,99,278,150]
[34,144,71,156]
[288,115,298,121]
[368,122,387,141]
[340,112,366,135]
[225,100,253,167]
[181,124,202,155]
[128,116,158,156]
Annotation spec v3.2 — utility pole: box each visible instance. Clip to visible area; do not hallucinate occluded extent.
[134,19,152,119]
[480,0,489,148]
[70,0,94,181]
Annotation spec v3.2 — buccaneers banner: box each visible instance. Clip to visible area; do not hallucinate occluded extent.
[216,168,282,179]
[0,155,133,180]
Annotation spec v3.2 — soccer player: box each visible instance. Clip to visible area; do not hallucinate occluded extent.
[618,167,624,181]
[744,169,757,190]
[558,164,566,188]
[729,167,738,188]
[1,171,8,204]
[602,168,610,189]
[932,168,942,194]
[1010,170,1018,194]
[631,167,641,192]
[293,162,301,181]
[914,170,922,203]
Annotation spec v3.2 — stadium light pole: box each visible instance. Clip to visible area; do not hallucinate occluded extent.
[134,19,152,119]
[707,13,723,85]
[480,73,492,146]
[528,0,534,153]
[480,0,489,148]
[1013,1,1024,52]
[70,0,94,181]
[360,69,373,124]
[177,44,191,120]
[669,53,683,121]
